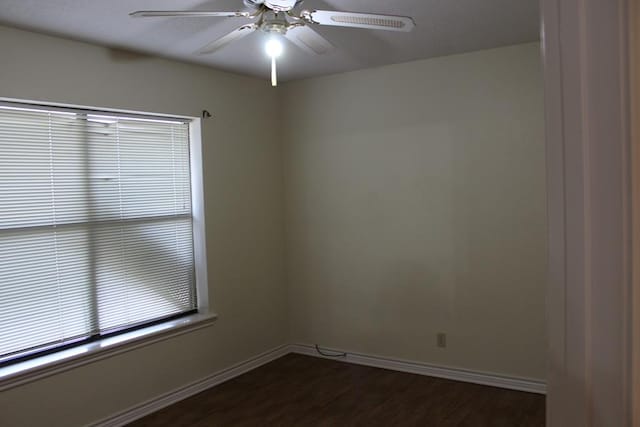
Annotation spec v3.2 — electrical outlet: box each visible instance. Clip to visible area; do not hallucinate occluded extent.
[437,333,447,348]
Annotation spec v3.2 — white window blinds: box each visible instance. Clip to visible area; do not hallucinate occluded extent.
[0,103,196,364]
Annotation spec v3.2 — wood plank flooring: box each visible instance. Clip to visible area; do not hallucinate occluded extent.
[128,353,545,426]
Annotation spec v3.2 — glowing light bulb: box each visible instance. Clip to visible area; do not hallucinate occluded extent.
[265,38,283,58]
[265,38,283,87]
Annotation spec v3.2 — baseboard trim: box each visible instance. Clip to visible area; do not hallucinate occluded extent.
[91,342,546,426]
[90,344,290,427]
[289,343,546,395]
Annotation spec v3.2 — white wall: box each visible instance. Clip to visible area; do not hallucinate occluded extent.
[0,25,287,427]
[282,42,547,380]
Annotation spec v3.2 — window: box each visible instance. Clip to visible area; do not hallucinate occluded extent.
[0,101,202,366]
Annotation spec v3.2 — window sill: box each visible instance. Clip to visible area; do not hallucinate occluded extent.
[0,312,218,392]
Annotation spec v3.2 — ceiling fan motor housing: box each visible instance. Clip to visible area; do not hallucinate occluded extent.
[264,0,302,12]
[244,0,303,12]
[243,0,264,9]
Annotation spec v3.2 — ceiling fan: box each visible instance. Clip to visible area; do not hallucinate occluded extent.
[130,0,416,86]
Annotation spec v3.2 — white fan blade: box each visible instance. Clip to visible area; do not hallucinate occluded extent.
[302,10,415,32]
[285,25,334,55]
[196,24,258,55]
[130,10,250,18]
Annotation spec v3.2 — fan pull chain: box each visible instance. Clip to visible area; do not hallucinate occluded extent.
[271,56,278,87]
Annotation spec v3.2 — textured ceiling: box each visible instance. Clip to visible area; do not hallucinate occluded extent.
[0,0,540,81]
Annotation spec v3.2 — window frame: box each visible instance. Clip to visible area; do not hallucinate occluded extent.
[0,98,215,391]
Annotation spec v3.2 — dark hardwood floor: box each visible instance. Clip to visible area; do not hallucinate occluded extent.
[128,354,545,427]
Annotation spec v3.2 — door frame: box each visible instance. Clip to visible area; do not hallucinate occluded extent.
[541,0,635,425]
[630,0,640,423]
